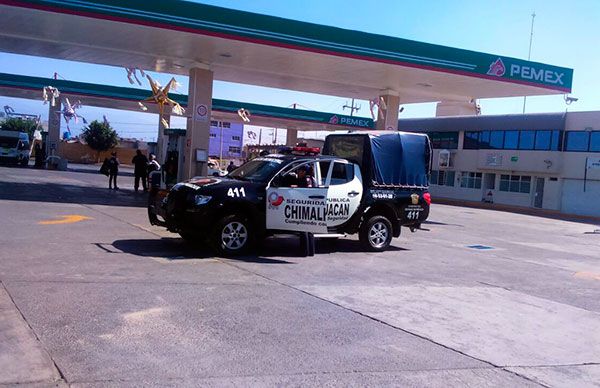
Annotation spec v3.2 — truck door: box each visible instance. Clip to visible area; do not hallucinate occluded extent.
[266,161,328,233]
[323,161,363,227]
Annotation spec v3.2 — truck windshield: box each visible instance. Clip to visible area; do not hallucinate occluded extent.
[0,137,19,148]
[228,158,284,182]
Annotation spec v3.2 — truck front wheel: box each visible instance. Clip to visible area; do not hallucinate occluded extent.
[211,214,252,256]
[359,215,393,252]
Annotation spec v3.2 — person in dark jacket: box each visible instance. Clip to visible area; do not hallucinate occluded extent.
[227,161,237,173]
[295,165,315,188]
[107,152,120,190]
[131,149,149,192]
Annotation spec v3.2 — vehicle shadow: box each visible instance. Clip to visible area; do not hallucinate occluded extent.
[0,180,147,207]
[111,235,408,263]
[111,238,295,264]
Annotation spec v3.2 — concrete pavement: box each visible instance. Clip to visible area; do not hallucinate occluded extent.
[1,164,599,387]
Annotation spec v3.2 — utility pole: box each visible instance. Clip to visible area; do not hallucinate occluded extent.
[522,11,536,114]
[343,98,360,116]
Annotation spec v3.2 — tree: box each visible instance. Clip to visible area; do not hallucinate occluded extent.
[81,120,119,162]
[0,117,41,140]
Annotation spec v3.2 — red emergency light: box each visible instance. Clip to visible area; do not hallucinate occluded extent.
[291,146,320,155]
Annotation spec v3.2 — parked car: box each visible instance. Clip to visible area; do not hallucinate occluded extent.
[0,130,30,166]
[148,132,431,255]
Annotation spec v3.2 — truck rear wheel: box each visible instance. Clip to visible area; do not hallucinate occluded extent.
[211,214,252,256]
[359,215,393,252]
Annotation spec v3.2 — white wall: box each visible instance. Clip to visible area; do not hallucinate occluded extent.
[561,179,600,217]
[429,185,482,202]
[542,178,562,211]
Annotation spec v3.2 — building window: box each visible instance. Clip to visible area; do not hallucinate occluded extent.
[535,130,551,150]
[429,131,459,149]
[209,133,217,138]
[565,131,590,151]
[551,130,562,151]
[231,135,241,141]
[228,146,241,154]
[519,130,535,150]
[504,130,519,150]
[462,130,563,151]
[479,131,491,149]
[499,175,531,193]
[464,131,479,149]
[431,170,455,186]
[590,132,600,152]
[459,172,482,189]
[211,121,231,128]
[489,131,504,149]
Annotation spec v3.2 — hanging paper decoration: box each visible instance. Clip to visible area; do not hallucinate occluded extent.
[60,98,87,134]
[42,86,60,107]
[369,97,388,120]
[139,75,185,128]
[237,108,251,123]
[125,67,146,86]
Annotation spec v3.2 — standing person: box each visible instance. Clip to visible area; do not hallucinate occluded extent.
[163,151,178,187]
[107,151,120,190]
[146,153,161,188]
[147,153,161,175]
[131,149,149,192]
[34,143,43,168]
[227,160,237,173]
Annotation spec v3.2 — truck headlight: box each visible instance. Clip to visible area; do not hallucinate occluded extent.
[194,195,212,205]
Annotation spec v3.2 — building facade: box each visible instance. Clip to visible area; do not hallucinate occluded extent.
[399,111,600,217]
[208,120,243,160]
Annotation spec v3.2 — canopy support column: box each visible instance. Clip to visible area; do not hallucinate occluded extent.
[286,127,298,146]
[156,112,170,165]
[182,66,213,180]
[46,102,61,158]
[375,92,400,131]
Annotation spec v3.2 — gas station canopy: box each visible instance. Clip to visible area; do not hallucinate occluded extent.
[0,72,374,131]
[0,0,573,103]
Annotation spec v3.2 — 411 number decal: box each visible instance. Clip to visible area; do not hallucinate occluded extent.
[227,187,246,198]
[406,210,420,220]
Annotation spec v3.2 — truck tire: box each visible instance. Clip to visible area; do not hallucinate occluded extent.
[359,215,393,252]
[211,214,253,256]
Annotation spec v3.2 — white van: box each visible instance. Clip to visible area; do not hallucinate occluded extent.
[0,130,31,166]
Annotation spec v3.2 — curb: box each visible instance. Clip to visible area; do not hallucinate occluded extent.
[434,197,600,225]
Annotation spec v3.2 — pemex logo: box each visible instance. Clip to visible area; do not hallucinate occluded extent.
[268,191,284,207]
[329,115,339,125]
[487,58,506,77]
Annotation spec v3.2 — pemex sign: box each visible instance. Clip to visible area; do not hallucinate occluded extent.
[484,57,571,91]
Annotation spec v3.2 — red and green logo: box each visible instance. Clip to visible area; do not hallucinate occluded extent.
[487,58,506,77]
[268,192,284,207]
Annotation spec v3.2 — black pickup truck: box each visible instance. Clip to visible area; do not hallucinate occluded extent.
[149,131,431,255]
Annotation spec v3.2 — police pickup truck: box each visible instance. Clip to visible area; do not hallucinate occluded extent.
[148,132,431,255]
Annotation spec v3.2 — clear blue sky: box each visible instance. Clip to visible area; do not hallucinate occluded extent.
[0,0,598,141]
